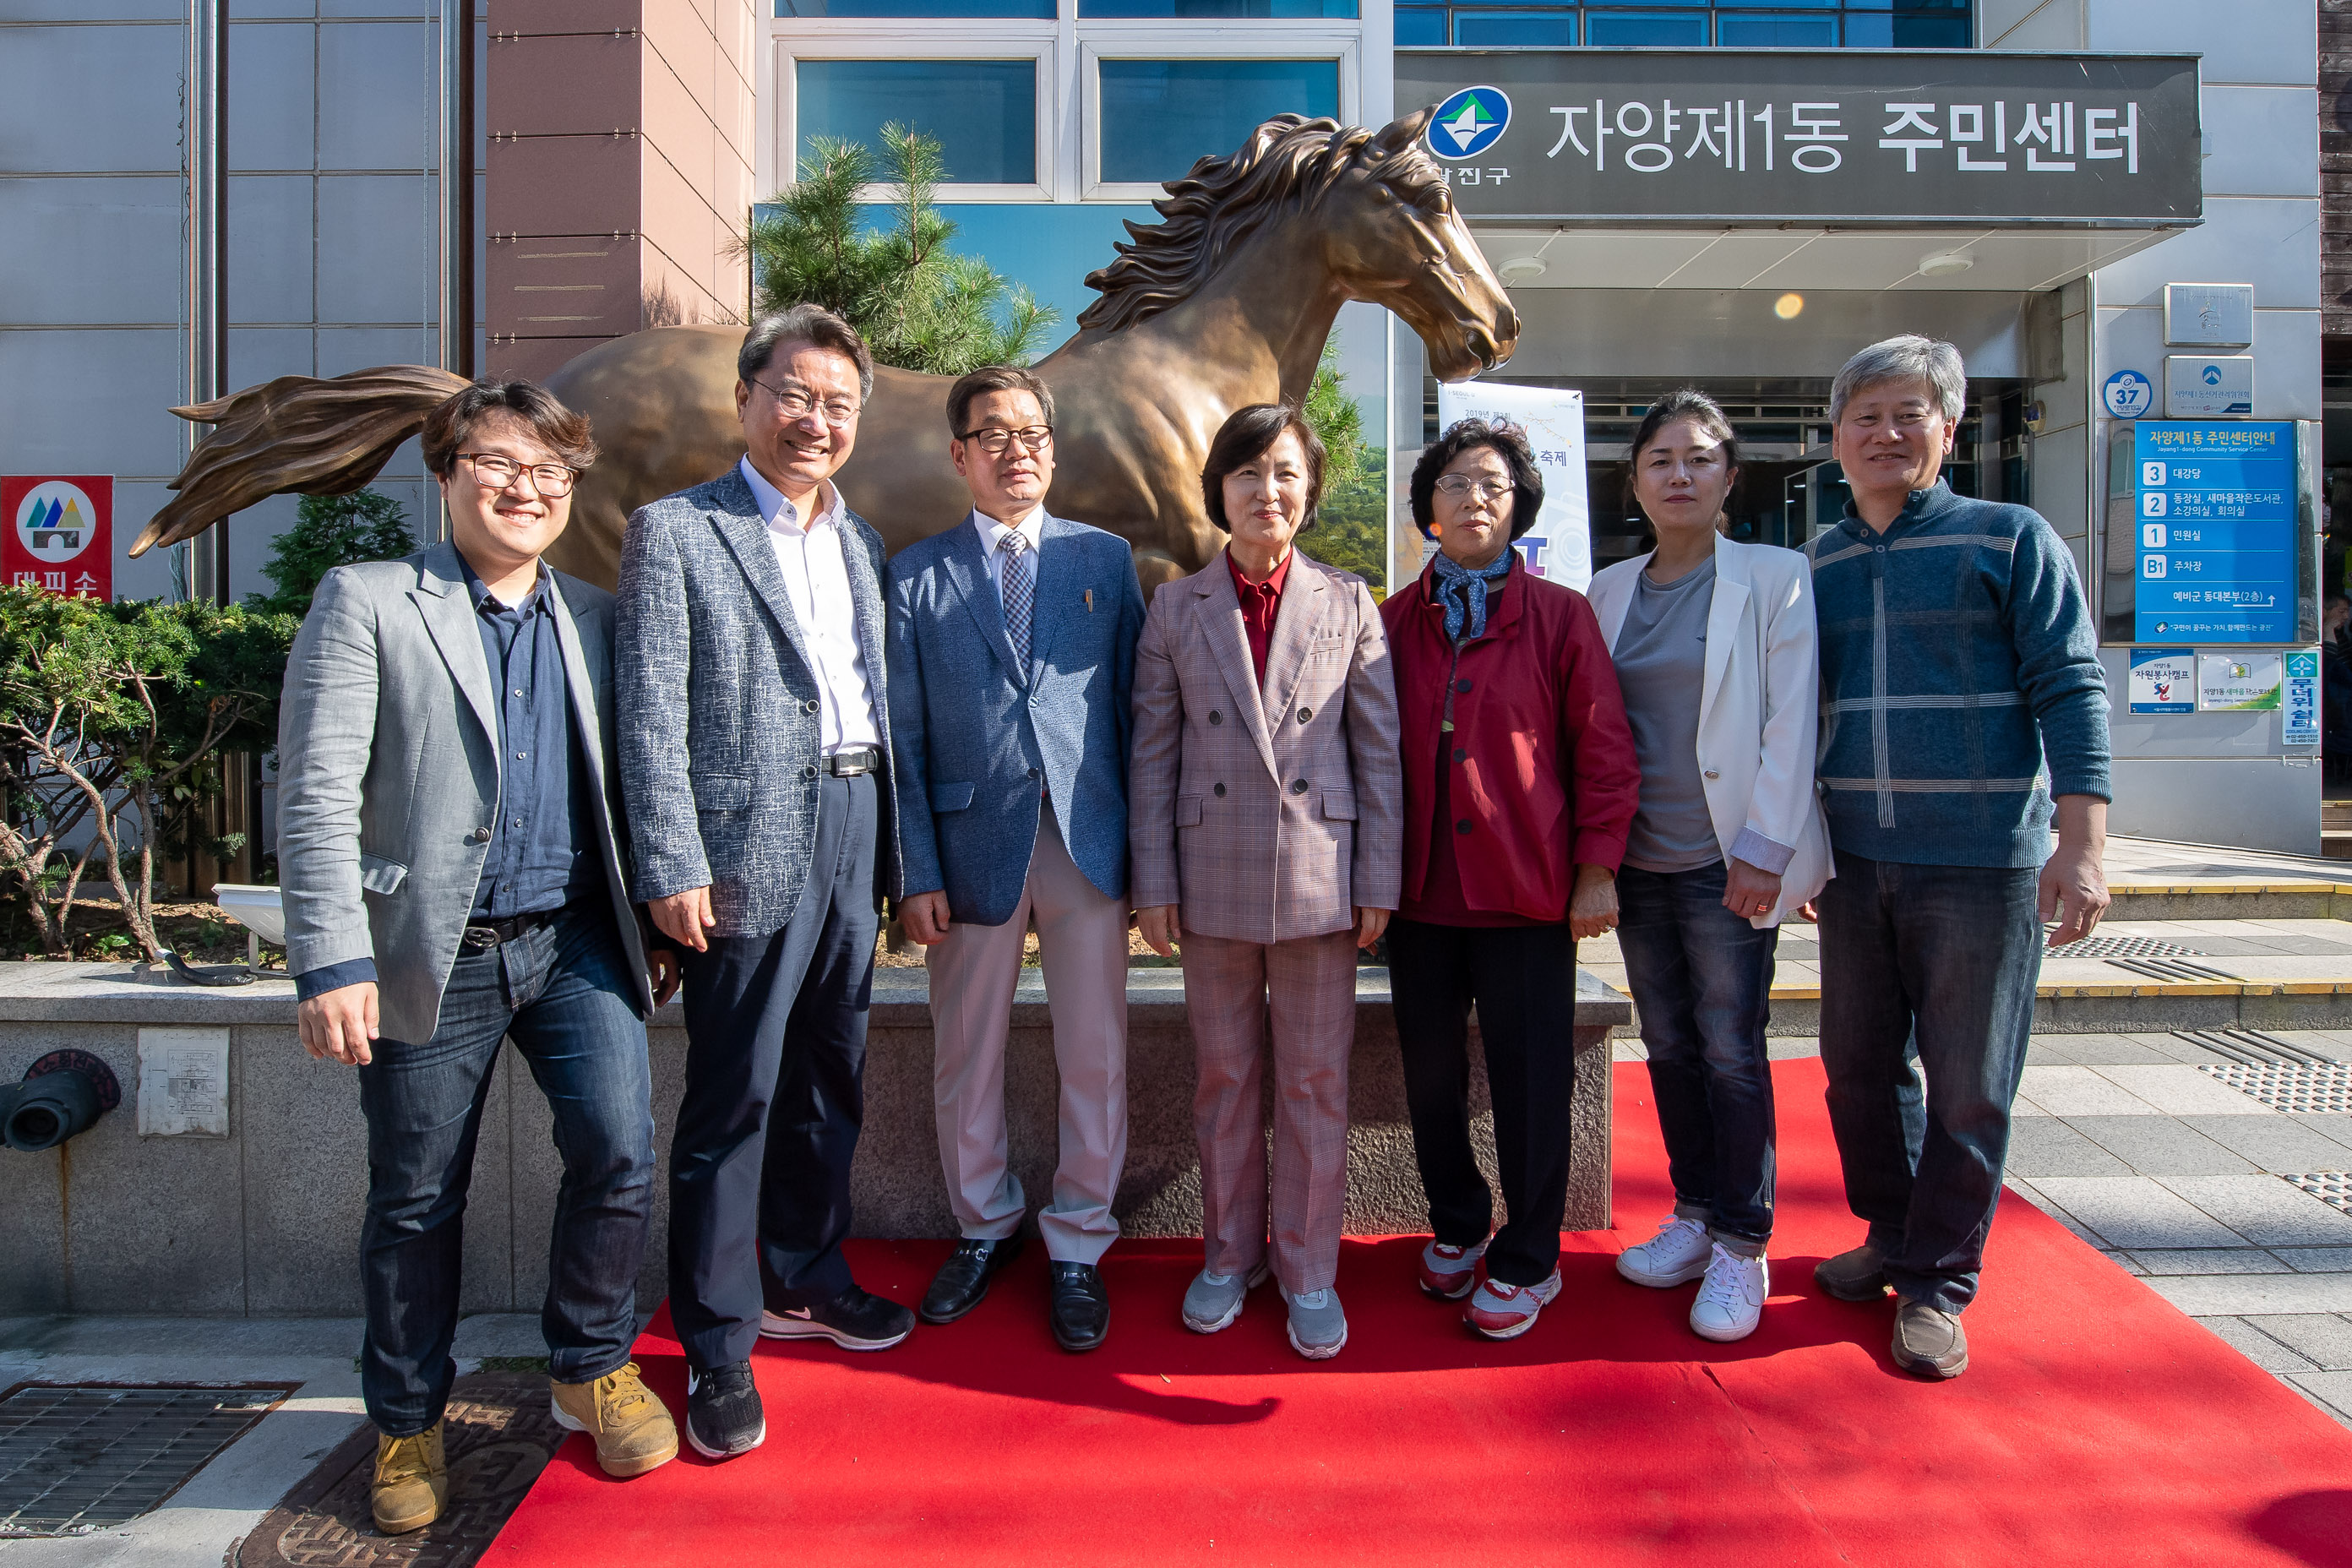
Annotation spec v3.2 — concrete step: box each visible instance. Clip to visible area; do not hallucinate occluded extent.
[2104,834,2352,919]
[1583,916,2352,1037]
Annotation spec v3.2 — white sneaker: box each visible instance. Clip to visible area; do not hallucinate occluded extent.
[1689,1245,1767,1343]
[1616,1213,1712,1288]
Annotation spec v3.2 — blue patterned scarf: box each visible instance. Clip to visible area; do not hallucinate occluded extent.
[1429,548,1515,644]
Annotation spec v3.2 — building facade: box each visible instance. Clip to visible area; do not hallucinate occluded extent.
[0,0,2330,849]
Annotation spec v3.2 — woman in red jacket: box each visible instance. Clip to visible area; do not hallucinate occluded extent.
[1380,417,1641,1342]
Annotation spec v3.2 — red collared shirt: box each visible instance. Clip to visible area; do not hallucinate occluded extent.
[1228,547,1293,684]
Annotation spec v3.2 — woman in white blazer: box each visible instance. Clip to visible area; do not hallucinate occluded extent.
[1585,389,1831,1345]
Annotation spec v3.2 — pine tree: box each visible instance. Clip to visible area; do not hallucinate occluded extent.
[743,124,1057,374]
[1301,343,1387,586]
[246,489,414,618]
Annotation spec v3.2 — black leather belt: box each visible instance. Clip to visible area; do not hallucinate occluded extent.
[827,747,882,777]
[460,910,555,950]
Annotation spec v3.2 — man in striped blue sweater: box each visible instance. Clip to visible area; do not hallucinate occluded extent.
[1805,335,2112,1380]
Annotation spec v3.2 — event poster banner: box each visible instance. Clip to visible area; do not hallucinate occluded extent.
[1396,51,2199,225]
[2132,422,2298,644]
[0,476,112,601]
[1433,381,1592,591]
[2127,647,2195,714]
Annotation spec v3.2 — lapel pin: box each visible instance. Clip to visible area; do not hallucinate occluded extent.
[1085,589,1094,612]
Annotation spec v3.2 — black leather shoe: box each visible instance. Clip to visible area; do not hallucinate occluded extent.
[920,1234,1025,1324]
[759,1284,915,1351]
[1048,1261,1110,1353]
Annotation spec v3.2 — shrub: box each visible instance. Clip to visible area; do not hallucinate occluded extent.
[248,489,414,618]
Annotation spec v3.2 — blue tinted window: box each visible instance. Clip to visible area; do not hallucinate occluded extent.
[1396,4,1448,41]
[1585,11,1708,42]
[1454,10,1576,42]
[1098,59,1342,185]
[778,0,1052,13]
[1717,12,1837,41]
[797,60,1037,185]
[1713,0,1835,8]
[1081,0,1357,14]
[1891,13,1968,44]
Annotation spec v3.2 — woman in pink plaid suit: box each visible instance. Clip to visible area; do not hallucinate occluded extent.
[1130,404,1404,1361]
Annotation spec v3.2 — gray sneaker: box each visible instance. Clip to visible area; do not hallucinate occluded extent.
[1891,1298,1968,1379]
[1182,1262,1271,1333]
[1284,1288,1348,1360]
[1814,1242,1892,1302]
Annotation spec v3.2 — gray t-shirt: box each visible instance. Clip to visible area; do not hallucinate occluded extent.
[1613,557,1723,874]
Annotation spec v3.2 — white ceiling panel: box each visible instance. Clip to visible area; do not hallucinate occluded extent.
[1467,225,2197,294]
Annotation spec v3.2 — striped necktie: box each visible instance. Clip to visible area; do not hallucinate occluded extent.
[999,531,1033,666]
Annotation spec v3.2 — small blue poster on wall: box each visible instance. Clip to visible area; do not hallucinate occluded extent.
[2133,422,2299,645]
[2284,649,2321,746]
[2128,647,2196,713]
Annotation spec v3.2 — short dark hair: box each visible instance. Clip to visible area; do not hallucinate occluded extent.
[1200,403,1326,534]
[1409,417,1543,542]
[947,366,1056,438]
[738,304,874,402]
[1622,387,1743,520]
[419,380,596,479]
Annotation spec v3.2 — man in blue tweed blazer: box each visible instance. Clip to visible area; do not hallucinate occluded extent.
[616,306,911,1462]
[885,365,1146,1352]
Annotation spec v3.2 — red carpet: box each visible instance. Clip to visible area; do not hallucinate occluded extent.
[483,1061,2352,1566]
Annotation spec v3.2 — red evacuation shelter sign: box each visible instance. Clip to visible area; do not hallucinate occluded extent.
[0,476,112,601]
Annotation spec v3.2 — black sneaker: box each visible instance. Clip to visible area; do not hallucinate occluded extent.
[760,1284,916,1351]
[683,1361,764,1461]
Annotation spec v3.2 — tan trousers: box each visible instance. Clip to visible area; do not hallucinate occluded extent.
[926,804,1130,1264]
[1180,928,1358,1295]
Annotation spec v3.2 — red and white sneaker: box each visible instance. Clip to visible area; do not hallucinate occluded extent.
[1418,1237,1489,1300]
[1463,1269,1563,1340]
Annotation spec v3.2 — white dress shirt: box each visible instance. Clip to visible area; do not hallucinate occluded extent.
[970,504,1048,612]
[739,456,881,755]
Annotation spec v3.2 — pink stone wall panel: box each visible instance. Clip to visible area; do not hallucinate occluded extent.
[487,133,645,237]
[489,0,640,35]
[488,31,643,139]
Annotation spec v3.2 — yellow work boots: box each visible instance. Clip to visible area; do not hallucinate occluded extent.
[548,1362,680,1477]
[371,1421,448,1534]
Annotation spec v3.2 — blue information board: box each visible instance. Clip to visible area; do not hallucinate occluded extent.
[2133,422,2299,644]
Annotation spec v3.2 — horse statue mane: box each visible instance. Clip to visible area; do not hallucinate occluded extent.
[1079,112,1451,334]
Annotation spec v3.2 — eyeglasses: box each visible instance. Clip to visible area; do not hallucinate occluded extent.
[958,426,1054,457]
[1435,476,1511,502]
[460,453,578,497]
[752,377,861,425]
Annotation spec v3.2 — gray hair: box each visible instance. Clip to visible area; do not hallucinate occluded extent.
[737,304,874,402]
[1829,334,1967,425]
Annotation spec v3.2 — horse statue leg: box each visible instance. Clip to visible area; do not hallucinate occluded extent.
[133,366,473,558]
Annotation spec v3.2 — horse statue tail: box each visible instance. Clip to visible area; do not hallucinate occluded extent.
[133,364,471,557]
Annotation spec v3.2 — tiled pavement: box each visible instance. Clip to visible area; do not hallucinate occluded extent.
[1635,1029,2352,1427]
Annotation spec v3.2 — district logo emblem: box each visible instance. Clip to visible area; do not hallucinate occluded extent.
[14,480,97,563]
[1428,87,1510,161]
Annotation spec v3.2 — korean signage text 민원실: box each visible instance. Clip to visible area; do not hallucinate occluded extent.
[1396,52,2199,224]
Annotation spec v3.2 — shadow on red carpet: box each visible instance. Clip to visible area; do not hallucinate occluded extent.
[480,1059,2352,1567]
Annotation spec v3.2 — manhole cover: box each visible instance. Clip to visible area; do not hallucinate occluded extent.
[2198,1060,2352,1114]
[231,1371,568,1568]
[2282,1172,2352,1214]
[2060,934,2208,959]
[0,1383,290,1537]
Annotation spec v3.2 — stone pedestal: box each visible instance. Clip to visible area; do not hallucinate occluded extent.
[0,963,1630,1315]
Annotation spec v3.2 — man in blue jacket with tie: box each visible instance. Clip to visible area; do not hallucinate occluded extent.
[885,365,1147,1352]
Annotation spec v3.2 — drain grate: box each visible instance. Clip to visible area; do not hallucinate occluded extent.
[2284,1172,2352,1215]
[0,1384,288,1537]
[2057,933,2209,959]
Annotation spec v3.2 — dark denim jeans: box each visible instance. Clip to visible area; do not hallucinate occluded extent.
[1614,861,1779,1248]
[356,903,655,1436]
[1816,850,2042,1315]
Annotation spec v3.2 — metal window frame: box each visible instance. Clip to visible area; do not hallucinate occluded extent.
[1081,32,1362,200]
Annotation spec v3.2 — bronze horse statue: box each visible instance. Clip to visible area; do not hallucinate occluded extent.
[137,108,1517,594]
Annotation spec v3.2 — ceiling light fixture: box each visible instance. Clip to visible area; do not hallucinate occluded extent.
[1772,292,1804,320]
[1919,251,1975,278]
[1498,256,1547,283]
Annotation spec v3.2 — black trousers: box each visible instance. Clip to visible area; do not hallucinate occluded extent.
[667,773,879,1371]
[1388,917,1580,1288]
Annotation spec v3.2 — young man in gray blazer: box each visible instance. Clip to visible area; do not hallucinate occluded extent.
[280,381,679,1537]
[617,305,909,1461]
[885,366,1147,1352]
